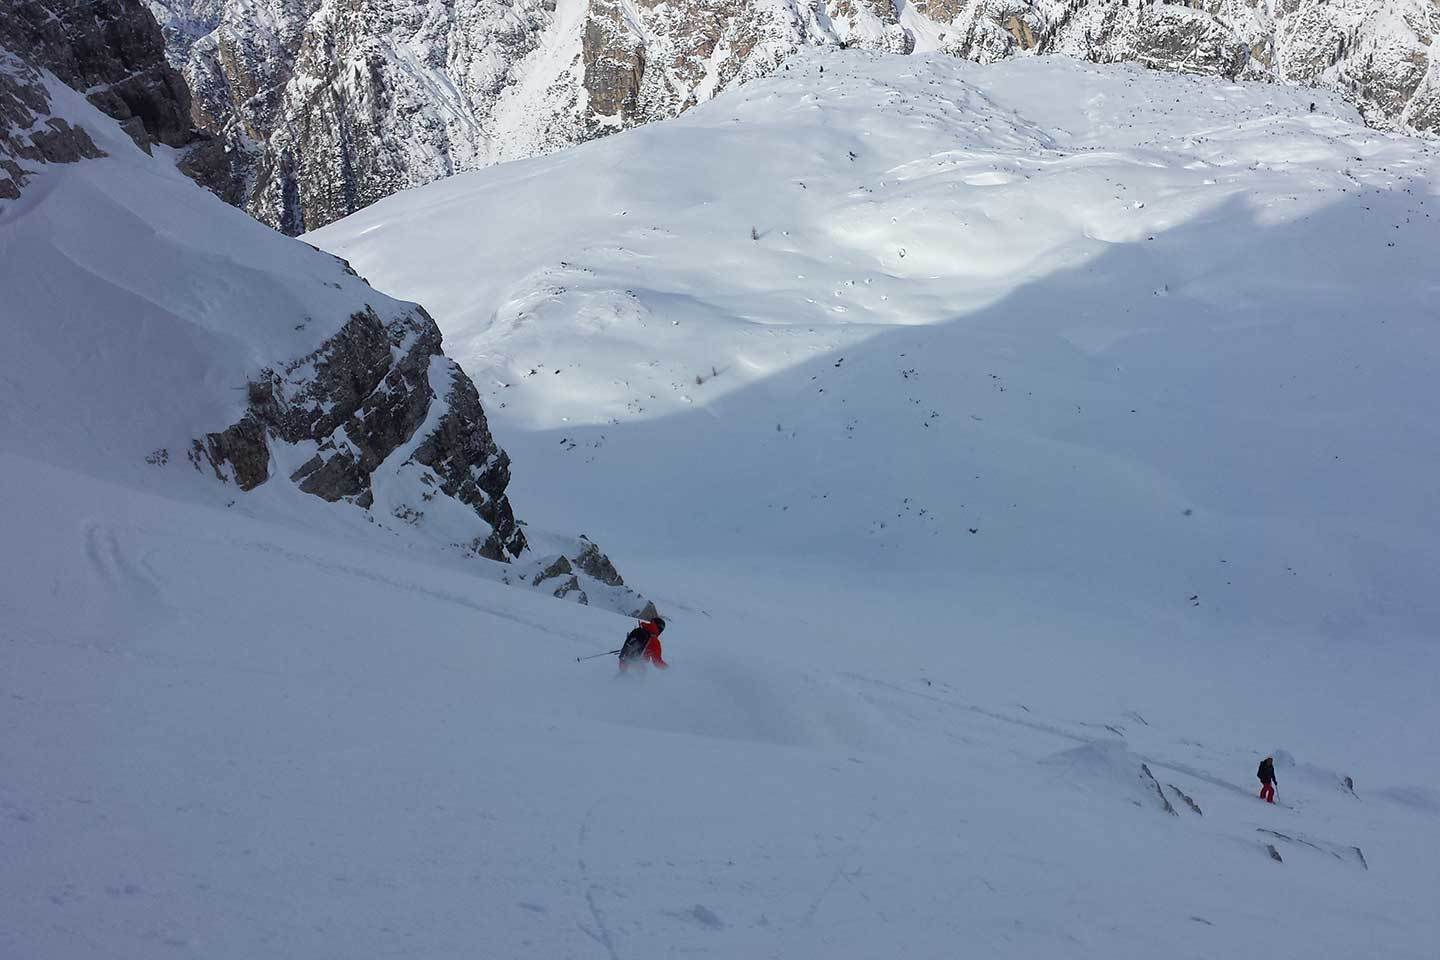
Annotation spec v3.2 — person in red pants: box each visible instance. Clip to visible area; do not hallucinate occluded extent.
[1257,756,1278,803]
[618,617,667,673]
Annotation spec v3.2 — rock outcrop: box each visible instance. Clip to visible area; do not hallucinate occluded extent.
[582,0,645,122]
[0,0,243,202]
[194,300,528,561]
[513,535,654,616]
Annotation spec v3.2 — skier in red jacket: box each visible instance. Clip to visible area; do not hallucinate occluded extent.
[1257,756,1278,804]
[618,617,667,673]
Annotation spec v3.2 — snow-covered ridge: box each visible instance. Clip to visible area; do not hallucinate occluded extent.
[147,0,1439,233]
[0,47,651,615]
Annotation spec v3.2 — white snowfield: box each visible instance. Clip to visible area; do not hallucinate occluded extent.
[3,49,1439,958]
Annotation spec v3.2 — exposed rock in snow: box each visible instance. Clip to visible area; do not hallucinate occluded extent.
[512,534,651,614]
[193,300,529,561]
[1043,742,1185,816]
[0,51,106,199]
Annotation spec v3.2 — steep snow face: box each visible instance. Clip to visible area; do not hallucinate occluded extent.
[312,50,1440,757]
[0,53,648,612]
[147,0,1438,233]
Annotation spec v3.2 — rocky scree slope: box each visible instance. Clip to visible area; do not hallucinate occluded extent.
[142,0,1440,234]
[0,37,648,615]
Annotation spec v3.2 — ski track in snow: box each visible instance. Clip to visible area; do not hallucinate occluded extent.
[82,521,163,609]
[577,804,623,960]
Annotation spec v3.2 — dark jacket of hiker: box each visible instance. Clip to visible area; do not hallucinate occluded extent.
[1257,758,1277,785]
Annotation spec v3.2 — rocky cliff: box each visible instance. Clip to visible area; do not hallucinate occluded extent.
[0,0,193,151]
[0,0,250,203]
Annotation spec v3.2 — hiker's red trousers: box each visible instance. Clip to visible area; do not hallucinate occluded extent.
[1260,782,1275,803]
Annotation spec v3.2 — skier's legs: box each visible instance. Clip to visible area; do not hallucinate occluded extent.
[1260,782,1275,803]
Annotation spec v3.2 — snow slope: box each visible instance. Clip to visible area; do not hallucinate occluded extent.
[4,458,1438,958]
[4,50,1440,958]
[323,51,1440,950]
[312,50,1440,731]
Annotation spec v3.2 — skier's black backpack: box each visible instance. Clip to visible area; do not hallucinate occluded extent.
[619,626,649,663]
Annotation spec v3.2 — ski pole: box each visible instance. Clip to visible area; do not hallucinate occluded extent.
[576,649,622,662]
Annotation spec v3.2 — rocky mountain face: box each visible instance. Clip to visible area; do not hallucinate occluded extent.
[2,17,650,617]
[976,0,1440,136]
[0,0,247,201]
[0,0,192,151]
[142,0,1438,235]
